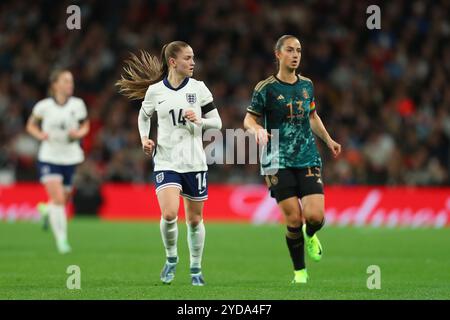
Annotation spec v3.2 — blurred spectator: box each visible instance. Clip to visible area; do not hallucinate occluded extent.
[73,159,103,215]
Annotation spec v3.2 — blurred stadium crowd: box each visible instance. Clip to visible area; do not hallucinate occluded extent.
[0,0,449,187]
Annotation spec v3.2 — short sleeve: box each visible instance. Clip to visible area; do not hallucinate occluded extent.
[141,86,156,117]
[32,100,46,119]
[199,81,213,107]
[76,99,88,120]
[246,87,265,117]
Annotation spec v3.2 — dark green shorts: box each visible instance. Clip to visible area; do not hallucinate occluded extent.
[264,167,324,203]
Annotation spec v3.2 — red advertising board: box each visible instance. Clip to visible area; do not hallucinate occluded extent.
[1,184,449,228]
[0,183,74,221]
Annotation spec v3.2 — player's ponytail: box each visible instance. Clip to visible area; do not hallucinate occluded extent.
[115,50,163,100]
[160,43,169,79]
[116,41,189,100]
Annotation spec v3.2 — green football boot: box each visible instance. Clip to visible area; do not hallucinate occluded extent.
[302,224,323,262]
[291,269,308,284]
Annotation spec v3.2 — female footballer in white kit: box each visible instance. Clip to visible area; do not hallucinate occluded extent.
[26,69,90,254]
[117,41,222,286]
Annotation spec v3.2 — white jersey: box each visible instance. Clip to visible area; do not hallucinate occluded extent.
[32,96,87,165]
[141,77,214,173]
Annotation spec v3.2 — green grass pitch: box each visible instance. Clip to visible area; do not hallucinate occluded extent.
[1,218,449,300]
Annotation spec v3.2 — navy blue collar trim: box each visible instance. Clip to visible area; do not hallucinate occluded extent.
[163,77,189,91]
[51,96,69,106]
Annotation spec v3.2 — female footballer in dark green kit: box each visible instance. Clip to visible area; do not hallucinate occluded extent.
[244,35,341,284]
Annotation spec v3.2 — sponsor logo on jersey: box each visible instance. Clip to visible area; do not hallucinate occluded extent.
[156,172,164,184]
[277,94,284,100]
[186,93,197,104]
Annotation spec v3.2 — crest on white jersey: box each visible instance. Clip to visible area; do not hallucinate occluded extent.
[186,93,197,104]
[156,172,164,184]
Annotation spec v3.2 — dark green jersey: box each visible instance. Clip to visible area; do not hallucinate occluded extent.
[247,75,322,174]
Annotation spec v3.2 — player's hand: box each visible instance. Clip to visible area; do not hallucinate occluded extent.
[254,127,272,146]
[39,132,49,141]
[68,129,82,140]
[184,109,202,125]
[141,137,155,156]
[327,138,341,158]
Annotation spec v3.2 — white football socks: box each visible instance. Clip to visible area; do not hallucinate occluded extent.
[160,217,178,259]
[48,203,68,244]
[187,220,205,271]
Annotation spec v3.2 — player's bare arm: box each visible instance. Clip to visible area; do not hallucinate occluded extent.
[243,113,271,146]
[309,111,341,158]
[26,115,48,141]
[69,119,90,140]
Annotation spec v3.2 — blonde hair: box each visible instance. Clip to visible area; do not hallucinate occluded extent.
[116,41,189,100]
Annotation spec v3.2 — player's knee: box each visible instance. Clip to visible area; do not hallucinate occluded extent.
[285,213,302,227]
[304,208,324,225]
[187,214,202,227]
[52,195,65,206]
[287,220,302,228]
[162,209,178,221]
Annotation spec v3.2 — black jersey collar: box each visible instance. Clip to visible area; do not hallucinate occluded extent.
[163,76,189,91]
[51,96,70,106]
[274,74,300,86]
